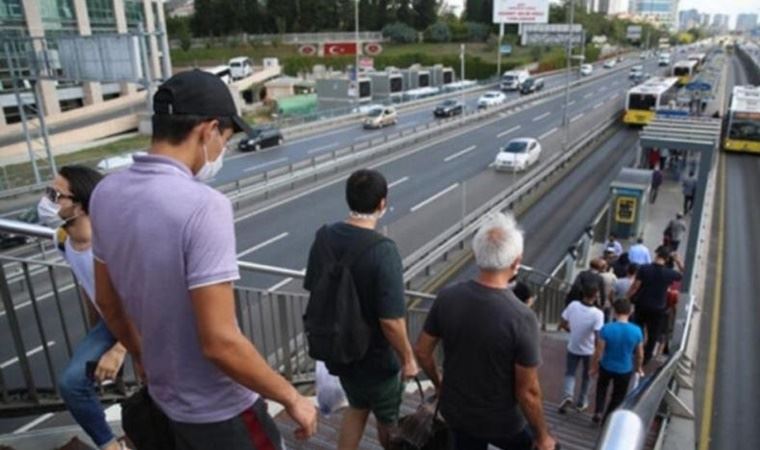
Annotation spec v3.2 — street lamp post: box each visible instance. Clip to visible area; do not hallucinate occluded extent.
[460,43,466,112]
[561,0,576,151]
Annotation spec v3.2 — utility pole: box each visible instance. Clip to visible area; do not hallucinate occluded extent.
[496,23,505,78]
[355,0,360,105]
[561,0,576,151]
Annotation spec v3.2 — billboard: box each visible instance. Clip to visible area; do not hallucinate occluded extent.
[520,24,584,46]
[627,25,642,40]
[493,0,550,24]
[56,34,143,82]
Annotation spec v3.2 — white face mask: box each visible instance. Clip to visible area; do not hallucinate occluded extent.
[195,143,226,182]
[37,196,64,228]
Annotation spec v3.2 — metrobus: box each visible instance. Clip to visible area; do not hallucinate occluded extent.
[672,60,698,85]
[723,85,760,154]
[687,52,707,70]
[623,77,680,126]
[202,65,232,84]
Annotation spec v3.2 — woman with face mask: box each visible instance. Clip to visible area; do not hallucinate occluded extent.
[38,165,130,450]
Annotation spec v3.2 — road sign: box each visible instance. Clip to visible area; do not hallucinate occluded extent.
[500,44,513,55]
[520,24,583,46]
[493,0,550,24]
[627,25,642,41]
[359,57,374,70]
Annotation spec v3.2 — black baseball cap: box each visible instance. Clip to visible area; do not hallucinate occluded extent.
[153,69,251,134]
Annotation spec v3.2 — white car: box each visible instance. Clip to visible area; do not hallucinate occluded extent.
[580,64,593,76]
[493,138,542,172]
[96,151,147,172]
[603,59,616,69]
[477,91,507,108]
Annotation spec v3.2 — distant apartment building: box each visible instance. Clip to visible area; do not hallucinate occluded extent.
[700,13,710,27]
[582,0,628,16]
[736,13,758,32]
[711,14,730,33]
[0,0,169,127]
[678,8,701,30]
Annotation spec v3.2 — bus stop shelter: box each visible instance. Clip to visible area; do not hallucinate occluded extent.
[639,116,722,292]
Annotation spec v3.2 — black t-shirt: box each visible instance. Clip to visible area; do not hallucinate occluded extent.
[423,280,541,439]
[634,263,682,311]
[303,222,406,381]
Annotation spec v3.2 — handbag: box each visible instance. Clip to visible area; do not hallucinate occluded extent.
[389,378,451,450]
[121,387,176,450]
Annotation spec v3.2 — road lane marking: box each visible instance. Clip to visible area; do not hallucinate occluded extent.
[568,100,576,106]
[307,143,340,155]
[444,145,477,162]
[388,176,410,189]
[410,183,459,213]
[584,92,594,99]
[593,102,604,109]
[13,413,54,434]
[532,112,551,122]
[267,277,294,292]
[1,341,56,369]
[571,113,584,123]
[598,86,607,93]
[497,125,521,138]
[698,154,725,450]
[538,127,558,140]
[237,232,289,258]
[243,157,289,173]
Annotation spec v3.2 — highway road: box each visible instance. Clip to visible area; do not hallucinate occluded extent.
[697,53,760,450]
[0,55,666,434]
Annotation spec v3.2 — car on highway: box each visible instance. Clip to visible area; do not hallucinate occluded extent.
[629,65,644,79]
[238,125,284,151]
[519,77,545,95]
[477,91,507,108]
[603,59,616,69]
[362,106,397,129]
[493,138,542,172]
[97,151,147,172]
[640,52,648,59]
[580,64,593,76]
[434,99,464,118]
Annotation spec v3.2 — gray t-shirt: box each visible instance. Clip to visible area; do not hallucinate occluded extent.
[423,280,541,439]
[91,154,254,423]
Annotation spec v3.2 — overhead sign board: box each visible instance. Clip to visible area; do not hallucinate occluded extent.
[500,44,513,55]
[520,24,584,46]
[493,0,550,24]
[627,25,642,41]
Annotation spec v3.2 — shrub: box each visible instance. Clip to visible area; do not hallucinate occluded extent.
[424,22,452,43]
[382,22,417,44]
[465,22,491,42]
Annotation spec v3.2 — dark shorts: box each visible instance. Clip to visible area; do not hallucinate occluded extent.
[339,373,404,424]
[169,398,283,450]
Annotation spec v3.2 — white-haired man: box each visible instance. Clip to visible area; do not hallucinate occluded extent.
[415,213,557,450]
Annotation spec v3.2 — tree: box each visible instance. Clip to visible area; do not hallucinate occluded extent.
[394,0,415,27]
[414,0,438,30]
[424,21,451,42]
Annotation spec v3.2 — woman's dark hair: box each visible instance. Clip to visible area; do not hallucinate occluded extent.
[512,281,534,304]
[151,114,234,145]
[345,169,388,214]
[59,165,104,215]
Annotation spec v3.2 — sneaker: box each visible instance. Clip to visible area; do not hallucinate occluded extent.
[558,397,573,414]
[592,414,602,424]
[576,402,589,412]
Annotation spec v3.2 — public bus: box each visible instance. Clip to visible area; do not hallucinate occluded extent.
[202,65,232,84]
[672,60,698,85]
[687,52,707,70]
[623,77,680,126]
[723,85,760,154]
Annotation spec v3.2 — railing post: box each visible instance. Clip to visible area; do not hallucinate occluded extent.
[0,262,39,402]
[22,263,57,392]
[276,293,294,381]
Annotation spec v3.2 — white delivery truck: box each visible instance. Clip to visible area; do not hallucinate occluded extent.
[500,70,530,91]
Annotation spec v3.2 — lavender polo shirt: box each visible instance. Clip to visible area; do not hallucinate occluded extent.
[90,154,256,423]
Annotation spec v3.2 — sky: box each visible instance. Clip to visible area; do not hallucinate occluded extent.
[443,0,760,28]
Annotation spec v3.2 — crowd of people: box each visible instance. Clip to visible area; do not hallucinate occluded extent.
[37,70,688,450]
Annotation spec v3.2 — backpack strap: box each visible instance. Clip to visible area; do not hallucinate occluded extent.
[55,227,68,253]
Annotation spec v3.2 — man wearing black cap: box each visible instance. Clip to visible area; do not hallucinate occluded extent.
[91,70,317,449]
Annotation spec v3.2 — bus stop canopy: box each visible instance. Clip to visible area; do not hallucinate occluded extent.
[640,117,722,153]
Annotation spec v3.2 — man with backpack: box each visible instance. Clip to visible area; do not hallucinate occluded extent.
[303,169,418,450]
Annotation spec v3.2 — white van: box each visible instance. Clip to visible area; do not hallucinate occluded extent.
[500,70,530,91]
[229,57,253,80]
[658,53,671,66]
[202,65,232,84]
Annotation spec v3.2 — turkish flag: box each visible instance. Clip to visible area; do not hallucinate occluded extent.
[324,42,357,56]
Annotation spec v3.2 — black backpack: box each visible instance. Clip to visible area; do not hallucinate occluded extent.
[304,225,388,365]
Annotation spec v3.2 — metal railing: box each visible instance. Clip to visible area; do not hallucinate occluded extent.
[0,218,572,416]
[170,32,386,50]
